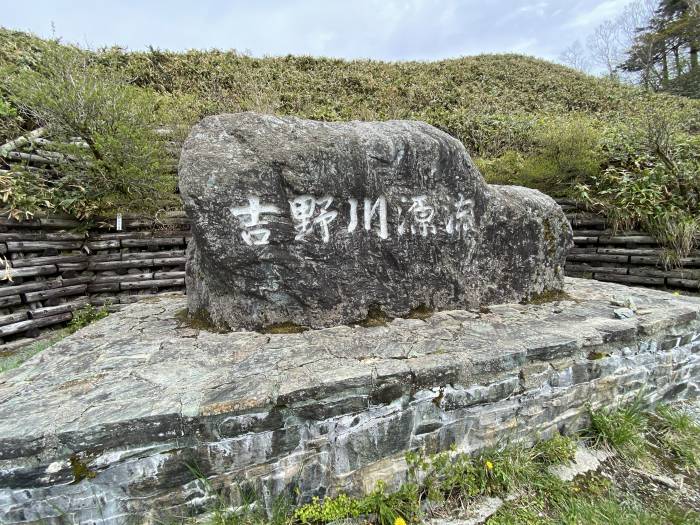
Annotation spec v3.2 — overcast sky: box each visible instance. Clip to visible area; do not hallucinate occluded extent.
[3,0,630,62]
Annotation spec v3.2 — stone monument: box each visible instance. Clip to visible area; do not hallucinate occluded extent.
[179,112,572,330]
[2,112,699,523]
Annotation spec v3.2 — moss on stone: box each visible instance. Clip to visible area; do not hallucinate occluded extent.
[358,305,391,327]
[408,304,434,320]
[175,308,228,333]
[524,289,573,305]
[261,322,309,334]
[69,456,96,484]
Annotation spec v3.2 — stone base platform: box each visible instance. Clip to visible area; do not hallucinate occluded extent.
[0,278,698,524]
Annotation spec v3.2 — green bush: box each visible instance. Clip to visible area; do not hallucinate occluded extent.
[0,169,56,220]
[477,114,604,196]
[2,44,188,219]
[294,482,419,525]
[577,110,700,265]
[0,95,21,145]
[294,493,363,524]
[431,111,538,158]
[476,150,530,185]
[0,97,15,118]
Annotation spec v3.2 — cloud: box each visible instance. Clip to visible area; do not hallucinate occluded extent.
[567,0,629,28]
[512,37,538,53]
[497,1,550,26]
[1,0,629,63]
[516,1,550,16]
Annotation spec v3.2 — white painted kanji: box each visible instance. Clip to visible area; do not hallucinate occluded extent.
[289,195,338,242]
[446,194,475,238]
[347,198,359,233]
[230,197,281,246]
[408,195,436,237]
[231,193,475,245]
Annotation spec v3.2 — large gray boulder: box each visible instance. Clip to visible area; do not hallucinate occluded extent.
[179,112,572,330]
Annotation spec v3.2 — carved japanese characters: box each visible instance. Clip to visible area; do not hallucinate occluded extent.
[179,112,572,330]
[229,194,474,245]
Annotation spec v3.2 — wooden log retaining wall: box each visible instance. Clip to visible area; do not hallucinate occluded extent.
[0,213,189,351]
[559,200,700,291]
[0,202,698,351]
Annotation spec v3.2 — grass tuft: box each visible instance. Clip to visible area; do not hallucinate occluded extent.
[531,433,577,466]
[648,404,700,472]
[588,400,648,460]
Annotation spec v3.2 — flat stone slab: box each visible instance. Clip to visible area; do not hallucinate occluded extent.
[3,278,696,450]
[548,445,615,482]
[0,278,699,523]
[426,496,505,525]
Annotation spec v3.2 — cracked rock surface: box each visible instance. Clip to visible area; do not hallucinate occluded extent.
[179,112,572,330]
[0,278,698,523]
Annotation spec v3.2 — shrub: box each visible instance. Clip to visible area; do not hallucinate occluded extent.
[294,494,363,524]
[0,96,16,118]
[0,169,58,220]
[476,150,529,186]
[436,111,539,158]
[2,44,188,219]
[0,95,22,145]
[294,482,419,525]
[477,114,604,196]
[576,110,700,265]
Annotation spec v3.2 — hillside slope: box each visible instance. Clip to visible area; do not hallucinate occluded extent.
[1,28,698,243]
[2,27,699,156]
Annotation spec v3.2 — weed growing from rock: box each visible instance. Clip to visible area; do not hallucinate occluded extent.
[0,328,69,373]
[68,304,109,333]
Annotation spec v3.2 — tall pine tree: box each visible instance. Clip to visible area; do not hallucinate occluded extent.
[622,0,699,97]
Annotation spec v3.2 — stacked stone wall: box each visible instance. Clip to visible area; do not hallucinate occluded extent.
[0,279,697,523]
